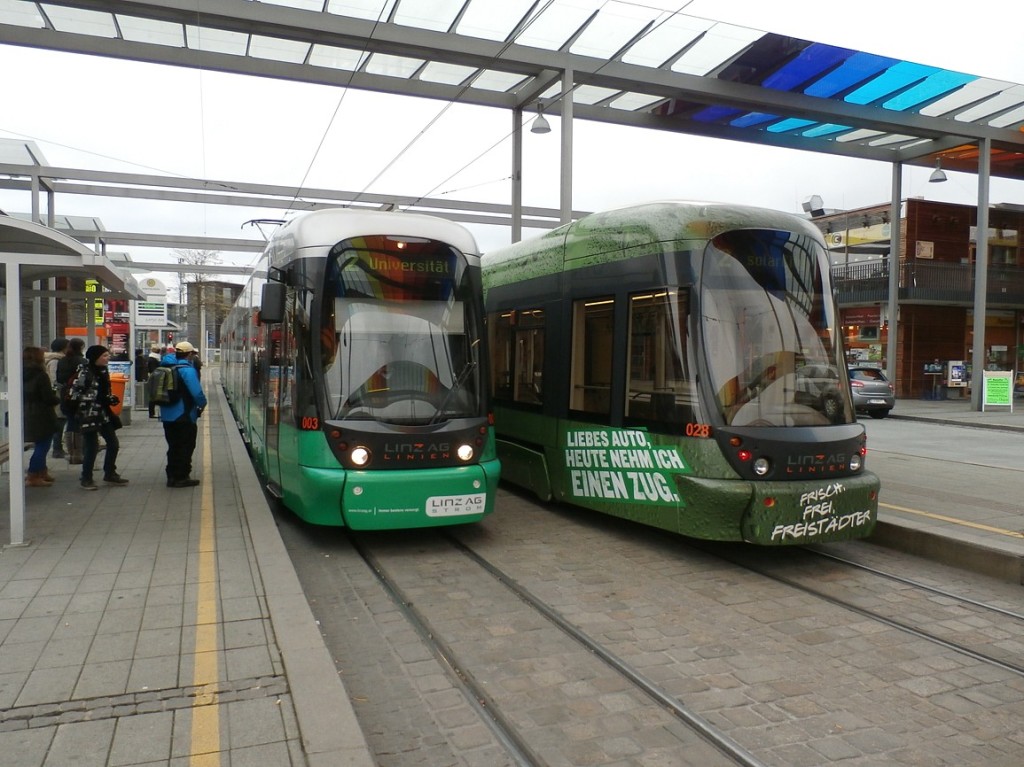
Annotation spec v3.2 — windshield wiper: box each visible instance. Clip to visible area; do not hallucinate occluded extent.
[430,339,480,424]
[429,359,476,424]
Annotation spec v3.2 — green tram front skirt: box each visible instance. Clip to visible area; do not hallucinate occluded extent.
[286,462,500,529]
[676,470,879,545]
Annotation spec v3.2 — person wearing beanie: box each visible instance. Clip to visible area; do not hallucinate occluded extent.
[65,345,129,490]
[45,338,69,460]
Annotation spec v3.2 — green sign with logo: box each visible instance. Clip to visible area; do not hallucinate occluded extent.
[982,372,1012,408]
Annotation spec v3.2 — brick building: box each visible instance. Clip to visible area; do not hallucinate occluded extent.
[814,199,1024,398]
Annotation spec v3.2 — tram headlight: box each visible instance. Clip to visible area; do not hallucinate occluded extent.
[849,453,863,471]
[350,446,371,467]
[752,457,771,476]
[457,443,475,462]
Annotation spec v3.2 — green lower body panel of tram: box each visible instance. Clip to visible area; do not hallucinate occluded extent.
[676,472,879,544]
[496,425,879,545]
[286,461,501,530]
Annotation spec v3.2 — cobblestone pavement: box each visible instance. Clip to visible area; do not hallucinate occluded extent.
[282,486,1024,766]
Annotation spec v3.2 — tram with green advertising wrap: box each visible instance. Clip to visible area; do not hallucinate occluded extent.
[222,208,500,529]
[483,201,879,545]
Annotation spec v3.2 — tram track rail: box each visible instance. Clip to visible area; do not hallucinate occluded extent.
[693,542,1024,680]
[350,530,766,767]
[805,547,1024,623]
[274,488,1024,767]
[349,533,540,767]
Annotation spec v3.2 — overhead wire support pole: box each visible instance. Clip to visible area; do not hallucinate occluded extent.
[971,137,991,410]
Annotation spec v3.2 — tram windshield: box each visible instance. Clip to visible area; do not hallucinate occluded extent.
[701,229,855,427]
[321,237,483,424]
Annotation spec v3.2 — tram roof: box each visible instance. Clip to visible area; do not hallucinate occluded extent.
[3,1,1023,182]
[270,208,480,257]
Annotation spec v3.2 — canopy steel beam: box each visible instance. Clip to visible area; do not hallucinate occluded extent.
[9,0,1024,171]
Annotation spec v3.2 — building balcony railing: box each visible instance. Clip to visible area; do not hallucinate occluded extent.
[832,261,1024,306]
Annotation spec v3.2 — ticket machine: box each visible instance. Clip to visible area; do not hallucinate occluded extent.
[946,360,966,389]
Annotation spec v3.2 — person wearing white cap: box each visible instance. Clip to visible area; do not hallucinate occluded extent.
[158,342,208,488]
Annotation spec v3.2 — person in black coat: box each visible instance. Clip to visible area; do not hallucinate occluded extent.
[146,344,162,418]
[23,346,60,487]
[66,345,129,490]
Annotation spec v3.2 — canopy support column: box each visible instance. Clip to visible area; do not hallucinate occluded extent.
[885,163,902,390]
[970,138,992,410]
[4,260,27,547]
[511,105,523,243]
[559,68,573,225]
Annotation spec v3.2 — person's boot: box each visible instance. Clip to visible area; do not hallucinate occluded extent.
[41,468,56,482]
[26,471,53,487]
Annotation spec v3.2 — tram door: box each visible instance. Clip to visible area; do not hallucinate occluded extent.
[263,286,300,494]
[263,321,284,491]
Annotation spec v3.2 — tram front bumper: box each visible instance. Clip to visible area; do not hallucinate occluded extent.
[341,462,500,530]
[675,470,879,545]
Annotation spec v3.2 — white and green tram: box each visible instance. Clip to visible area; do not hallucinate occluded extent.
[483,201,879,545]
[223,208,500,529]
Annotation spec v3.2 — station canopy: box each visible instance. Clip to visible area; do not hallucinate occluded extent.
[1,0,1023,181]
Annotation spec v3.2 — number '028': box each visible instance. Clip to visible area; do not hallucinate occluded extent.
[685,422,711,438]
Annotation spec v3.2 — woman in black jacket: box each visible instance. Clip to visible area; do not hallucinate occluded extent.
[23,346,60,487]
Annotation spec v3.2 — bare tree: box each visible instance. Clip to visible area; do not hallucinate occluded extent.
[172,248,221,300]
[171,249,231,353]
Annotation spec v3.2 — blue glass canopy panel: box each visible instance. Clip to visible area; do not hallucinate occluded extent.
[844,61,940,105]
[767,118,816,133]
[882,70,977,111]
[761,44,855,92]
[803,53,898,98]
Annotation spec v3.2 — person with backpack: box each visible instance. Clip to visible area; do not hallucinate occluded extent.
[158,341,207,488]
[45,338,68,460]
[65,345,129,490]
[55,338,86,464]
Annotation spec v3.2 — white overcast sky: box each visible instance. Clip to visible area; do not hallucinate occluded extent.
[1,0,1022,290]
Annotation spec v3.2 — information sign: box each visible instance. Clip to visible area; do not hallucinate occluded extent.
[982,371,1013,411]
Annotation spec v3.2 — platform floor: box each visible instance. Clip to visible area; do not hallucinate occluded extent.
[0,382,1020,766]
[0,379,372,767]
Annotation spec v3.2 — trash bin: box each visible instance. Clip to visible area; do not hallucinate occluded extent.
[109,374,128,417]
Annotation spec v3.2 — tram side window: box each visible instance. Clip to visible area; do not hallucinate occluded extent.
[625,289,695,429]
[515,310,544,404]
[489,311,513,400]
[488,309,544,405]
[569,297,614,415]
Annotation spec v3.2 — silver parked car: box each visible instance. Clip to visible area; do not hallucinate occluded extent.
[847,366,895,418]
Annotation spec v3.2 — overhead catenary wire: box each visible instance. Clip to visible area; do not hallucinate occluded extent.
[398,0,697,212]
[284,2,395,215]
